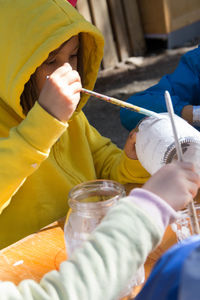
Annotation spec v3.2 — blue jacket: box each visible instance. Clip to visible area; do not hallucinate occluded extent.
[135,235,200,300]
[120,46,200,131]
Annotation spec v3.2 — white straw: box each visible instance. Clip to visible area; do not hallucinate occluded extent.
[164,90,200,235]
[164,91,183,161]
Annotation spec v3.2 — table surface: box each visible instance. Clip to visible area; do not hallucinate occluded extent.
[0,218,67,283]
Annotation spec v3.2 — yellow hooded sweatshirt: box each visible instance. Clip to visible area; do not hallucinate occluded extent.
[0,0,149,249]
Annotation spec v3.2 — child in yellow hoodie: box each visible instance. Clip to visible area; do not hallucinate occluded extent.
[0,0,149,249]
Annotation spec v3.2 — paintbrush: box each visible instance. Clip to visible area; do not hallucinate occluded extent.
[81,88,159,118]
[165,90,200,235]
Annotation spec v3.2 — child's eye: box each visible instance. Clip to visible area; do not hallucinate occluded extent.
[45,59,56,65]
[70,53,78,59]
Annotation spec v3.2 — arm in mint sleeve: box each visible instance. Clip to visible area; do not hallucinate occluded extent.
[0,188,178,300]
[0,102,67,214]
[120,46,200,131]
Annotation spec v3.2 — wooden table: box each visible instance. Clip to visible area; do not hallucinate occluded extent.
[0,216,177,299]
[0,218,67,284]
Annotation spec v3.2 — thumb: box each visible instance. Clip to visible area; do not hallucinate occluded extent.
[124,130,138,159]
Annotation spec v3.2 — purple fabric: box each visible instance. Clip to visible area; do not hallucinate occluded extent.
[128,188,179,232]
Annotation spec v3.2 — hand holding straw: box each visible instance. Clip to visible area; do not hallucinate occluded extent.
[81,88,159,118]
[165,90,200,235]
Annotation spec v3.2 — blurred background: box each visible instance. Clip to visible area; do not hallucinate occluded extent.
[76,0,200,148]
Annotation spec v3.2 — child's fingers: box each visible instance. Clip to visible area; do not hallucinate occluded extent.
[129,132,137,144]
[173,161,200,185]
[65,70,81,85]
[175,161,195,172]
[181,169,200,200]
[187,180,199,198]
[50,62,72,78]
[53,69,80,85]
[129,128,137,139]
[68,81,82,94]
[51,63,80,83]
[180,165,199,179]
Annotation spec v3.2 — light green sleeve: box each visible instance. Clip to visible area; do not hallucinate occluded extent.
[0,102,67,214]
[0,197,162,300]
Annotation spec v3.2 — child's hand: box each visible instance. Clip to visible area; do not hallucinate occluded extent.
[38,63,81,122]
[143,162,200,211]
[124,129,138,160]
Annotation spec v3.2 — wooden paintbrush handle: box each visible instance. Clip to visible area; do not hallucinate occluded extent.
[188,201,200,234]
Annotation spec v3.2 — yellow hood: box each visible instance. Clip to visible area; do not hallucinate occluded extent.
[0,0,104,118]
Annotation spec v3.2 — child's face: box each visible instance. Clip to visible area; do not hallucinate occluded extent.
[35,35,79,95]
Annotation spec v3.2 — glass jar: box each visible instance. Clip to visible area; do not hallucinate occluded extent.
[64,179,145,299]
[64,179,126,257]
[171,203,200,242]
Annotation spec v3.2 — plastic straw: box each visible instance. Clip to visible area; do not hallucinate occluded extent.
[165,90,200,235]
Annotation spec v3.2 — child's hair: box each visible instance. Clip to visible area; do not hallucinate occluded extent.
[20,75,38,115]
[20,34,83,116]
[20,0,78,116]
